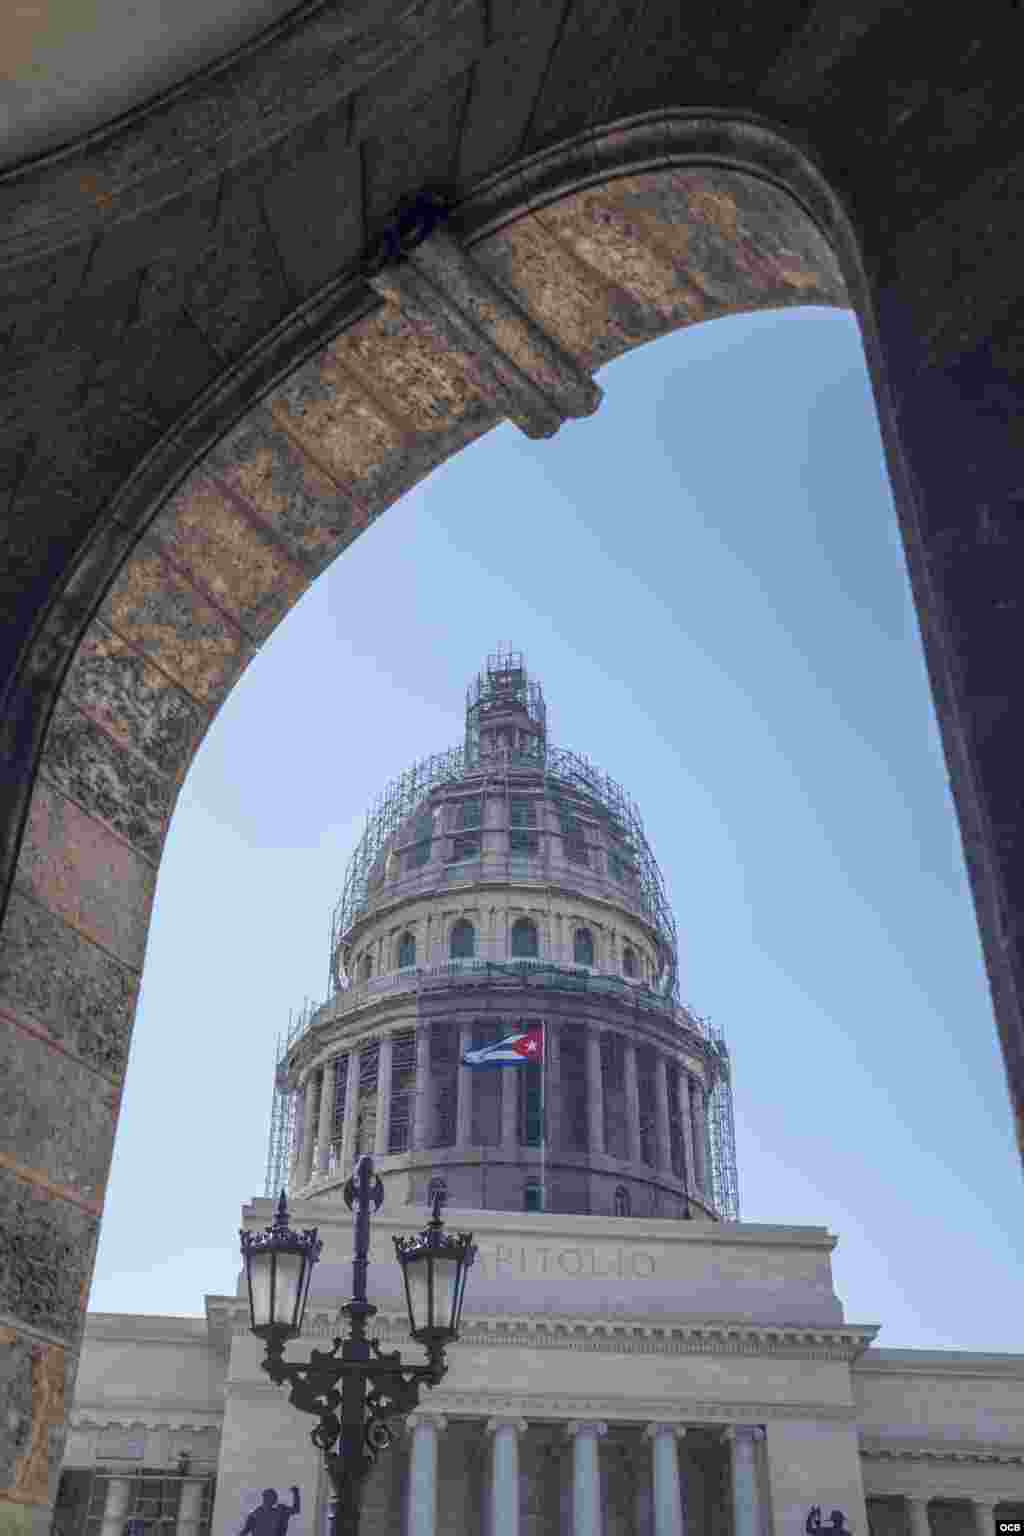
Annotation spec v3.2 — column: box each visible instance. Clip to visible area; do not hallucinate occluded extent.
[413,1025,433,1150]
[623,1038,641,1164]
[587,1025,604,1155]
[689,1080,708,1198]
[486,1417,528,1536]
[100,1476,133,1536]
[457,1019,474,1147]
[645,1424,685,1536]
[316,1058,336,1176]
[566,1421,607,1536]
[339,1049,359,1179]
[175,1480,204,1536]
[406,1413,447,1536]
[654,1054,673,1175]
[374,1034,393,1158]
[299,1071,318,1186]
[678,1072,696,1194]
[906,1500,932,1536]
[289,1088,305,1193]
[545,1020,561,1157]
[725,1427,764,1536]
[971,1501,1000,1536]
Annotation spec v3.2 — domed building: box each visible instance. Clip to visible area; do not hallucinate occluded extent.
[271,648,738,1229]
[55,655,1024,1536]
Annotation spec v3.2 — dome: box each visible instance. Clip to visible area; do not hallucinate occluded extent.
[272,652,739,1226]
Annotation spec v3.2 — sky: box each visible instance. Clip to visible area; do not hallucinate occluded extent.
[87,302,1024,1353]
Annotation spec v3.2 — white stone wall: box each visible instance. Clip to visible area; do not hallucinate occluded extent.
[61,1218,1024,1536]
[210,1335,322,1536]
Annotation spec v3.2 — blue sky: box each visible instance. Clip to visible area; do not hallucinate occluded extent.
[88,304,1023,1352]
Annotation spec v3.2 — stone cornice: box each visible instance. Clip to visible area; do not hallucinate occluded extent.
[70,1402,224,1431]
[222,1379,856,1424]
[238,1204,837,1252]
[853,1350,1024,1381]
[83,1313,209,1344]
[218,1300,876,1362]
[860,1437,1024,1467]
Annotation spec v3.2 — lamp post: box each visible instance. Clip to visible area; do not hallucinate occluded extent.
[239,1154,476,1536]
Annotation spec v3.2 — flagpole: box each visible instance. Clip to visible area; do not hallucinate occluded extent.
[540,1018,546,1212]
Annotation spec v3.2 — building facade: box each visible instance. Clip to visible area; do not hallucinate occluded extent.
[55,656,1024,1536]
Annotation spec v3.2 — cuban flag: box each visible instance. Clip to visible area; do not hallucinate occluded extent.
[461,1025,544,1068]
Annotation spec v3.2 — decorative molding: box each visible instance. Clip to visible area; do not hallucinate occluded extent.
[854,1351,1024,1383]
[457,108,850,263]
[373,1392,858,1425]
[83,1315,211,1344]
[254,1307,877,1363]
[241,1203,838,1252]
[368,226,602,440]
[71,1407,224,1431]
[860,1439,1024,1467]
[485,1417,529,1436]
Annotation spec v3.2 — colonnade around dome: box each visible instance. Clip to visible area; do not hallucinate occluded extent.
[285,984,717,1223]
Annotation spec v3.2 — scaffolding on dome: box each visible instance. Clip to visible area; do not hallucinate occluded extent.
[263,1001,312,1198]
[464,646,547,766]
[706,1023,740,1221]
[327,738,681,1002]
[328,745,465,992]
[264,987,741,1221]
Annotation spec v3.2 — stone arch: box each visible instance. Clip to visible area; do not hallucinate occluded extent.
[0,107,895,1526]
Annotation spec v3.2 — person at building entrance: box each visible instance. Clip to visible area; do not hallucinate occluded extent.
[239,1487,300,1536]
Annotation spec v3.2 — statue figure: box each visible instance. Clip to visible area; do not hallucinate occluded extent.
[239,1487,301,1536]
[807,1507,850,1536]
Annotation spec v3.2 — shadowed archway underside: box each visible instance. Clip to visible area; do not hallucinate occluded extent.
[2,3,1024,1532]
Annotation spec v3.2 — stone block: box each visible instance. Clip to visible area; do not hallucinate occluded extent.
[202,407,364,578]
[13,782,156,972]
[0,890,136,1080]
[262,142,364,299]
[60,620,207,789]
[0,1015,118,1205]
[0,1327,68,1515]
[40,699,174,866]
[101,539,253,706]
[0,1167,99,1338]
[151,476,309,646]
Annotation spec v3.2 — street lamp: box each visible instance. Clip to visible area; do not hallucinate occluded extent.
[239,1155,476,1536]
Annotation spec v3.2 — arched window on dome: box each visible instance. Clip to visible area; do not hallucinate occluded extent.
[427,1177,447,1209]
[511,917,538,959]
[574,927,594,967]
[359,952,373,982]
[524,1179,543,1213]
[614,1185,630,1218]
[397,931,416,969]
[622,945,637,979]
[450,919,476,960]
